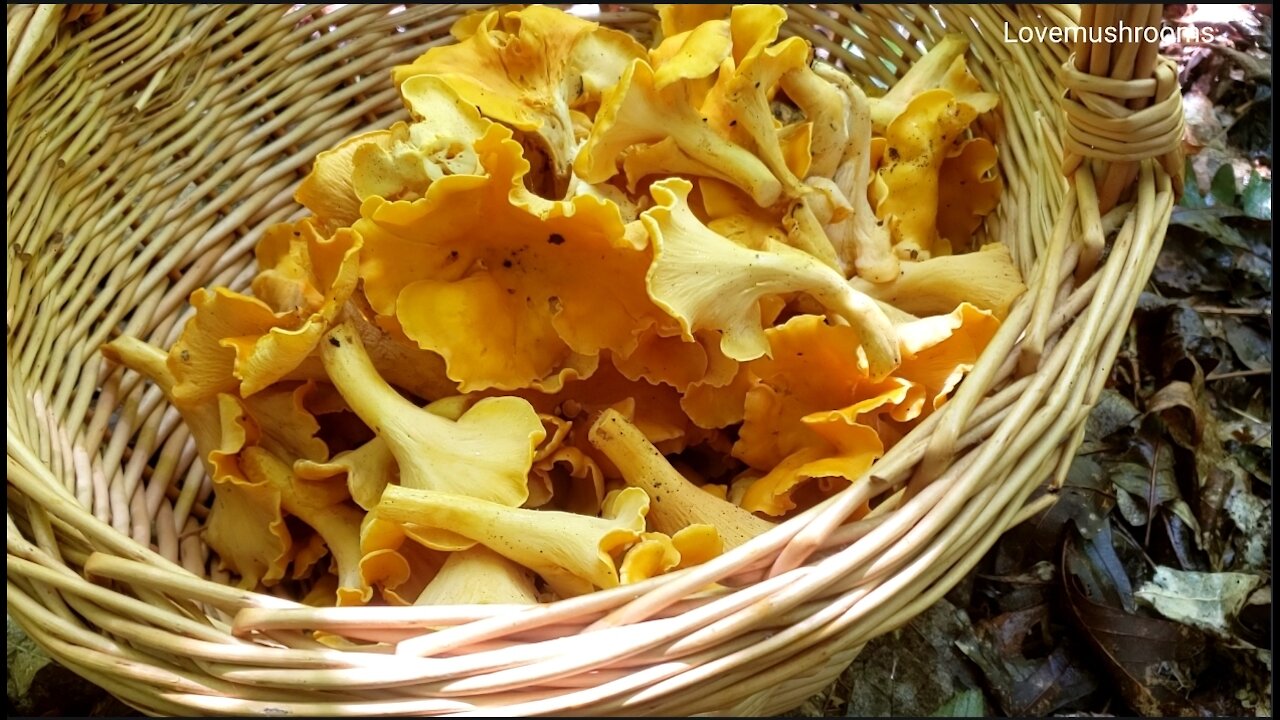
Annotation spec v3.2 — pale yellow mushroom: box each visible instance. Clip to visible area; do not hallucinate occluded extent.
[375,485,651,598]
[237,446,366,606]
[413,546,539,606]
[779,64,849,179]
[641,178,901,380]
[100,337,221,470]
[576,58,783,207]
[812,63,899,283]
[619,533,682,585]
[650,18,732,92]
[589,408,774,550]
[392,5,646,186]
[702,18,811,199]
[318,320,544,508]
[848,242,1026,320]
[866,34,998,134]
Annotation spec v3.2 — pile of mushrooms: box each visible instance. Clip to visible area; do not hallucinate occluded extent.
[102,4,1026,609]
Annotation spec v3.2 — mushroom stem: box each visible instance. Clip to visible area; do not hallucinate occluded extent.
[847,243,1027,320]
[414,546,538,606]
[240,446,365,605]
[344,305,457,402]
[779,65,848,179]
[376,484,649,597]
[812,63,899,283]
[318,321,423,438]
[588,409,774,550]
[319,320,541,506]
[100,336,223,476]
[809,278,903,381]
[784,198,843,272]
[100,336,175,395]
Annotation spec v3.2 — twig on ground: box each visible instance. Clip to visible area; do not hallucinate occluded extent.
[1145,439,1162,547]
[1192,306,1272,316]
[1205,368,1272,381]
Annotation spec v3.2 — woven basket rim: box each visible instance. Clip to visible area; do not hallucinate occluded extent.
[6,3,1182,716]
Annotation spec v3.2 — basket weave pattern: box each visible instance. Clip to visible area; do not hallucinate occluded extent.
[7,4,1181,716]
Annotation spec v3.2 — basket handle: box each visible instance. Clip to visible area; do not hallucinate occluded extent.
[1060,4,1185,223]
[902,6,1185,499]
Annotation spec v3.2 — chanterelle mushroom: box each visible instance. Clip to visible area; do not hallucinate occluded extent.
[375,485,651,598]
[167,219,360,402]
[590,409,772,549]
[392,5,645,190]
[577,58,783,207]
[849,242,1026,320]
[319,320,544,508]
[641,177,901,380]
[873,88,983,260]
[866,34,998,135]
[96,2,1019,610]
[355,124,657,392]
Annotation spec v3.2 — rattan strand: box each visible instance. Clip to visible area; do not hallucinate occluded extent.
[7,3,1181,716]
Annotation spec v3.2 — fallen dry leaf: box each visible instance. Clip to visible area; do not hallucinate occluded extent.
[1063,533,1209,716]
[1135,565,1263,638]
[956,609,1098,718]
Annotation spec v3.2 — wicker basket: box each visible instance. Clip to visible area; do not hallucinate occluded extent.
[7,4,1183,716]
